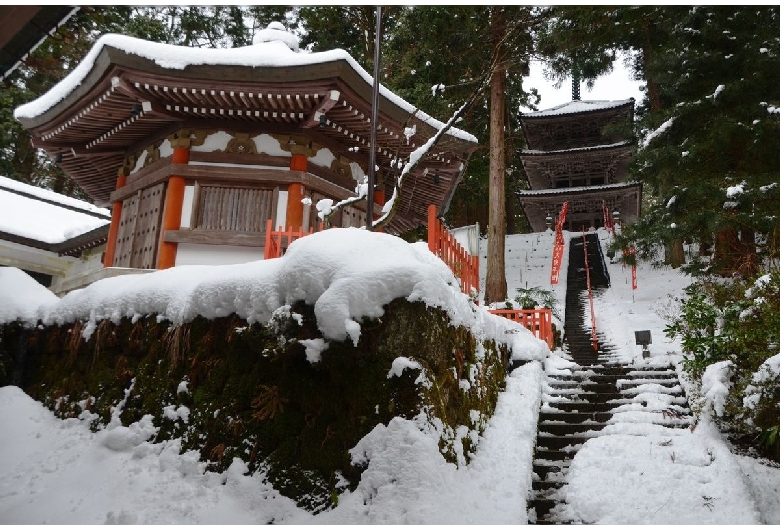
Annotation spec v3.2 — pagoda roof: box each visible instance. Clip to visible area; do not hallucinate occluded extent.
[517,182,642,232]
[520,141,631,157]
[517,181,641,197]
[15,32,478,234]
[519,99,635,119]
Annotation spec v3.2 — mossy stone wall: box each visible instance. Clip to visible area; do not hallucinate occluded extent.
[0,299,509,512]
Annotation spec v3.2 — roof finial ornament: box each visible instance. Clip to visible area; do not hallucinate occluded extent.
[253,21,299,52]
[572,67,581,101]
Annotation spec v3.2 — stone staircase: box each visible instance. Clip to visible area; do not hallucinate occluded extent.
[527,234,694,524]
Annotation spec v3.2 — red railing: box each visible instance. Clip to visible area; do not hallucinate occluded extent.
[264,219,323,259]
[427,205,480,296]
[582,232,599,351]
[488,308,554,349]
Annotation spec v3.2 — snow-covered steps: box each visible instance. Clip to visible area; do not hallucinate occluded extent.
[529,362,695,524]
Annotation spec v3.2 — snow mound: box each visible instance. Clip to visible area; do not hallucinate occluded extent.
[0,267,58,325]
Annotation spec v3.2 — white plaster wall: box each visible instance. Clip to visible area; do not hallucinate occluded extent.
[180,185,195,228]
[253,133,289,156]
[174,243,264,267]
[191,131,233,152]
[159,139,173,159]
[275,191,288,230]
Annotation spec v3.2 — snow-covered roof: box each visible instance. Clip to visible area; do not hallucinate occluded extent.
[521,99,634,119]
[517,182,642,197]
[520,141,631,156]
[0,176,110,245]
[14,31,476,145]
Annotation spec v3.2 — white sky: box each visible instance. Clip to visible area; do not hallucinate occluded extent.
[522,56,644,112]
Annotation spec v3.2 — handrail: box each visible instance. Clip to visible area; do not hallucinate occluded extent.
[582,232,598,351]
[263,219,322,259]
[488,308,554,349]
[428,205,479,296]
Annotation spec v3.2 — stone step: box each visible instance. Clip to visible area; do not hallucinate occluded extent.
[534,448,576,462]
[528,498,558,521]
[539,410,613,423]
[532,480,565,494]
[539,421,608,436]
[536,433,596,450]
[543,400,618,413]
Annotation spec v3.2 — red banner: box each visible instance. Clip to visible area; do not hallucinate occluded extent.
[629,246,637,290]
[556,202,569,232]
[550,202,569,285]
[550,243,564,284]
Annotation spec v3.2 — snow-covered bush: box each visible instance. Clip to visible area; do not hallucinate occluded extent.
[666,273,780,458]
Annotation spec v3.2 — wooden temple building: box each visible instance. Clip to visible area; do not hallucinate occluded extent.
[517,98,641,232]
[15,23,477,271]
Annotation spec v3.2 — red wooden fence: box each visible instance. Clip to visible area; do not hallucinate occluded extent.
[487,308,554,349]
[264,219,323,259]
[427,205,480,296]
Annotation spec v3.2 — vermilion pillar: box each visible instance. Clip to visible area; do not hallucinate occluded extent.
[102,174,127,267]
[156,147,189,269]
[373,188,385,231]
[286,154,307,229]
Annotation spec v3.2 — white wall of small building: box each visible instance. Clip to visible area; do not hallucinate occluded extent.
[174,243,264,266]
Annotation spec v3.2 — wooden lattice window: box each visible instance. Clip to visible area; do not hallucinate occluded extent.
[194,185,274,232]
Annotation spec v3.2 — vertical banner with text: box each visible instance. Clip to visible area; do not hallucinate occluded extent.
[550,202,569,285]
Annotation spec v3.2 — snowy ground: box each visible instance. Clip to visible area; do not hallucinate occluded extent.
[0,227,778,524]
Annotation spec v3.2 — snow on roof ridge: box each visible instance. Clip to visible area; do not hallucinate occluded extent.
[14,33,477,144]
[0,175,110,217]
[517,181,641,196]
[521,99,635,118]
[520,141,631,156]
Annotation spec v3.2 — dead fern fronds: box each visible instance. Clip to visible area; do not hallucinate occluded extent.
[251,385,288,421]
[227,418,244,436]
[454,348,465,381]
[67,321,84,363]
[163,324,191,367]
[209,443,226,462]
[128,319,145,350]
[93,320,113,368]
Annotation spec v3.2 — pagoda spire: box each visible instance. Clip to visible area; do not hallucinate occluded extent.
[572,68,581,101]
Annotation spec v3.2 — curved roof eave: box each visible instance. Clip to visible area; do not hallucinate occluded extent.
[15,33,478,145]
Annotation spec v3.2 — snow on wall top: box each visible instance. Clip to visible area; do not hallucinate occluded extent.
[0,228,548,362]
[0,177,110,244]
[521,99,634,118]
[14,27,477,145]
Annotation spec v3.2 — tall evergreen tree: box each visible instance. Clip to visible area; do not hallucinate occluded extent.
[382,6,538,303]
[631,6,780,276]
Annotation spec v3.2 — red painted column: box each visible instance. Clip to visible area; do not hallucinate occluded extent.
[286,154,307,229]
[102,174,127,267]
[156,147,189,269]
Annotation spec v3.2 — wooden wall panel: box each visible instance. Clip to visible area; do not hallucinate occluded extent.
[196,186,274,233]
[130,183,164,269]
[113,193,139,267]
